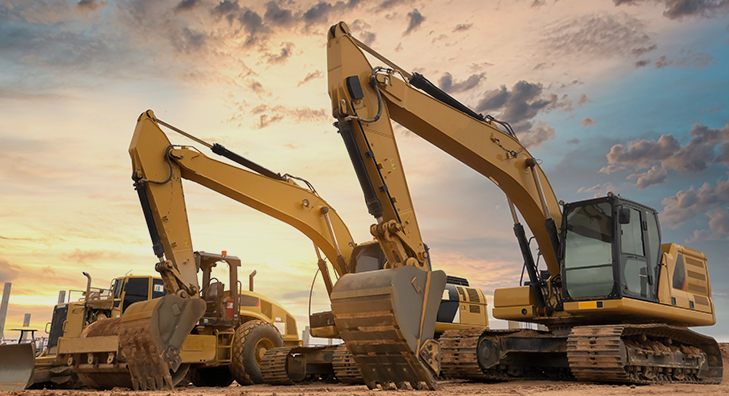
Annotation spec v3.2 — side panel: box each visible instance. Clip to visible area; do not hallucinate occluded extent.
[47,304,69,349]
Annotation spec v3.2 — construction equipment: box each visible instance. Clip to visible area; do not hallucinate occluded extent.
[0,343,35,390]
[0,272,174,390]
[326,21,721,386]
[127,110,489,388]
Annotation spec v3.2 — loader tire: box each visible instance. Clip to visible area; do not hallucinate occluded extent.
[230,320,283,385]
[189,366,234,387]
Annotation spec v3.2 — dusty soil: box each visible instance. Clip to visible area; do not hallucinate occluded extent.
[3,344,728,396]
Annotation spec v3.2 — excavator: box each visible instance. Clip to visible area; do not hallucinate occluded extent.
[121,110,489,389]
[325,21,722,387]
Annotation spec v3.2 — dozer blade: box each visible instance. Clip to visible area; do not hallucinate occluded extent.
[118,293,205,391]
[330,266,446,390]
[0,343,35,390]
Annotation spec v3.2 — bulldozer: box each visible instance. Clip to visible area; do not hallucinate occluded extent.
[324,21,722,387]
[0,272,172,390]
[0,256,299,390]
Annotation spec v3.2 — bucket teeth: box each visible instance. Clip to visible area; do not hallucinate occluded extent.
[330,266,446,390]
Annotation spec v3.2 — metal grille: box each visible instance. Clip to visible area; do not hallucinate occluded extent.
[466,288,480,303]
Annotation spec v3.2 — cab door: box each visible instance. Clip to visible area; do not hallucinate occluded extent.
[618,205,656,302]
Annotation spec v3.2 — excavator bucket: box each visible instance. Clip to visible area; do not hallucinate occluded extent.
[118,293,205,391]
[330,266,446,390]
[0,343,35,390]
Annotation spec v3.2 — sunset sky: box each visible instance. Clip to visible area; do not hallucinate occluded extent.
[1,0,728,342]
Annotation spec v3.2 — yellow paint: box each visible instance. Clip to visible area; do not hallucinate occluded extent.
[578,301,598,309]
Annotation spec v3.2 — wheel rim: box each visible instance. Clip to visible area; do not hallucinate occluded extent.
[254,338,275,367]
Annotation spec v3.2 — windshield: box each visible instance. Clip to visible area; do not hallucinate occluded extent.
[563,201,614,298]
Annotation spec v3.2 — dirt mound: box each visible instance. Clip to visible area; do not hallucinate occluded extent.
[720,343,729,360]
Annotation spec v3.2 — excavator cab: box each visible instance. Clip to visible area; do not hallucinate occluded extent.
[559,194,715,325]
[561,194,661,304]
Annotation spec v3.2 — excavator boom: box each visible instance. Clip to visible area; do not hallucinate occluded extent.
[130,111,355,277]
[327,22,561,276]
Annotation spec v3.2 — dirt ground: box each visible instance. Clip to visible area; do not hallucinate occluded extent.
[3,344,727,396]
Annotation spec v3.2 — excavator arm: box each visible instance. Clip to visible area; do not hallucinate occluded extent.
[327,22,562,278]
[122,110,357,389]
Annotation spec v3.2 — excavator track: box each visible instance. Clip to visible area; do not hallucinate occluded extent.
[261,347,295,385]
[440,328,484,380]
[332,344,363,384]
[441,328,571,382]
[567,324,722,385]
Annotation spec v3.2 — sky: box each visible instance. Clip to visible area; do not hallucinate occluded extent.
[1,0,728,343]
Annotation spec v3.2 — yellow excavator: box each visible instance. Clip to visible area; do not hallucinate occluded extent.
[326,21,721,387]
[123,110,489,388]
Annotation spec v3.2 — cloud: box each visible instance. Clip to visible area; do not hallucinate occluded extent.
[211,0,241,24]
[297,70,323,86]
[475,80,570,133]
[661,174,729,227]
[635,59,651,67]
[453,23,472,32]
[403,9,425,36]
[349,19,376,45]
[250,80,266,95]
[265,42,295,64]
[631,43,658,56]
[581,117,597,126]
[654,52,715,69]
[626,165,668,189]
[438,72,485,93]
[259,114,284,129]
[238,9,271,46]
[302,0,361,28]
[64,249,105,263]
[377,0,409,12]
[264,1,296,28]
[577,182,619,196]
[169,27,207,54]
[252,105,329,129]
[600,124,729,179]
[0,259,21,283]
[174,0,198,14]
[567,138,580,144]
[707,206,729,234]
[613,0,729,20]
[77,0,102,13]
[359,31,376,45]
[577,94,589,106]
[518,120,555,149]
[539,12,655,60]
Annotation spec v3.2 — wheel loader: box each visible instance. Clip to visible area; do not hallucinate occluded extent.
[324,21,721,387]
